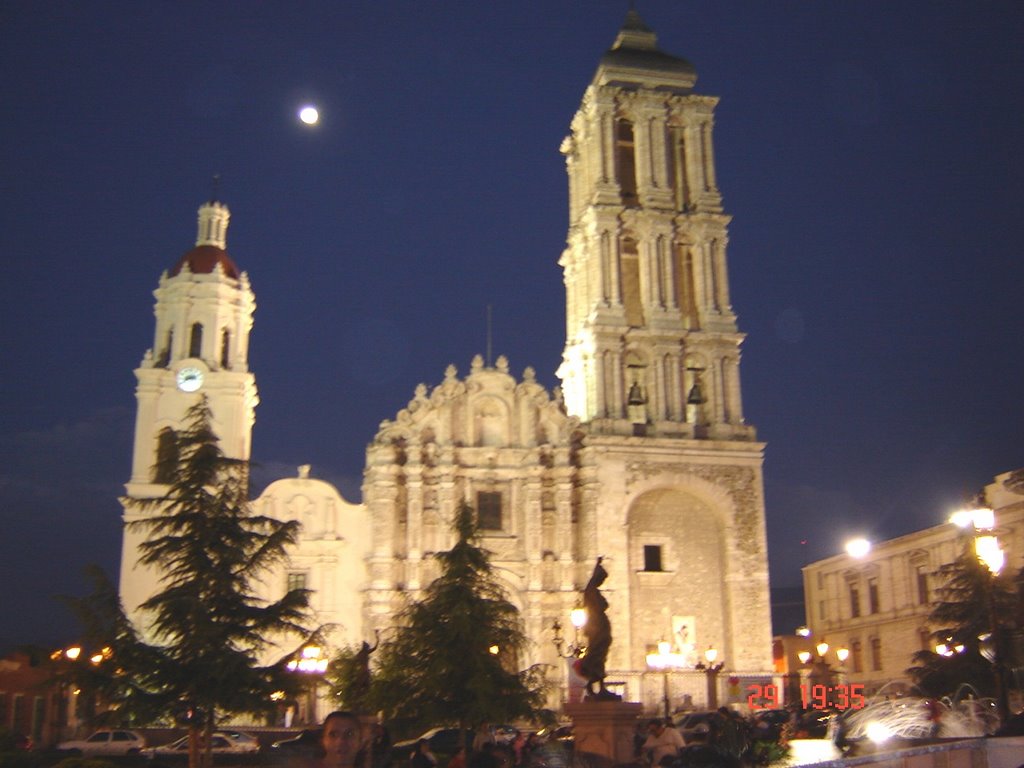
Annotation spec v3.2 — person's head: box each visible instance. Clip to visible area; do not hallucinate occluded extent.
[647,719,664,735]
[416,739,430,753]
[321,711,361,768]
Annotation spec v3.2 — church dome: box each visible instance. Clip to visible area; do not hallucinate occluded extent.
[169,199,239,277]
[170,244,240,278]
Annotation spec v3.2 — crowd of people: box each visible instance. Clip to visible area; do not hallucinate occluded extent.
[311,706,793,768]
[309,713,564,768]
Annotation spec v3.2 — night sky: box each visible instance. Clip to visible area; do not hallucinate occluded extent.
[2,1,1023,650]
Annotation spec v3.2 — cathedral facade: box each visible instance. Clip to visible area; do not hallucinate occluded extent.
[119,10,773,708]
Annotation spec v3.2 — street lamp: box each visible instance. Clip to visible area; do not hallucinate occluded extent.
[287,645,328,724]
[951,506,1010,725]
[646,640,685,718]
[845,538,871,558]
[695,647,724,710]
[552,608,588,707]
[551,607,587,659]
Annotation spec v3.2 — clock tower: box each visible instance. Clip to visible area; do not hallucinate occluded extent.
[119,199,259,622]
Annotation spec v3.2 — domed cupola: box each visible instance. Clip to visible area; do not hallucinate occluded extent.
[169,200,240,278]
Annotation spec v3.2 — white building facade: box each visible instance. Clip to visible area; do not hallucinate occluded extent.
[119,10,774,712]
[801,469,1024,696]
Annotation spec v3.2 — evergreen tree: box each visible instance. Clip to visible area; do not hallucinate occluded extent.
[907,542,1016,698]
[369,501,547,735]
[59,565,168,726]
[127,397,314,767]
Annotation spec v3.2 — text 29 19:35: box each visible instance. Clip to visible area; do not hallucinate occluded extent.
[746,683,866,710]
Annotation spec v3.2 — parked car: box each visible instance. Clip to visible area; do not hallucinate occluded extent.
[269,729,322,761]
[391,728,473,761]
[58,729,147,756]
[144,732,260,759]
[218,731,261,752]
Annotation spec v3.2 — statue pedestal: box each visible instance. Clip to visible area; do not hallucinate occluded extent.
[564,700,643,765]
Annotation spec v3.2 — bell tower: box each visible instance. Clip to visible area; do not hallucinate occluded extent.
[559,11,773,674]
[119,199,259,621]
[557,10,752,441]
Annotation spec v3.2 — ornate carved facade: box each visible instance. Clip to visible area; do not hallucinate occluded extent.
[119,9,774,704]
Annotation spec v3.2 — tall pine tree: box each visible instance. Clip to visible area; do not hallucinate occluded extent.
[369,501,547,735]
[128,397,314,767]
[907,542,1016,700]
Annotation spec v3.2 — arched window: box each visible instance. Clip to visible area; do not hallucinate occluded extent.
[153,428,178,484]
[220,329,231,369]
[189,323,203,358]
[156,329,173,367]
[620,237,643,327]
[615,119,638,206]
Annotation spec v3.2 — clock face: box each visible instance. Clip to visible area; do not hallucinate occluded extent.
[176,367,204,392]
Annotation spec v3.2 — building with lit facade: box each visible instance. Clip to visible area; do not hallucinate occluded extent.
[800,469,1024,696]
[118,9,774,715]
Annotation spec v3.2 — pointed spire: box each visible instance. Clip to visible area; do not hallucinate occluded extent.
[612,7,657,51]
[196,200,230,249]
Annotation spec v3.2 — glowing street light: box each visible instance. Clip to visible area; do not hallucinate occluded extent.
[845,538,871,558]
[695,647,725,710]
[287,645,329,723]
[949,506,1009,724]
[647,639,686,718]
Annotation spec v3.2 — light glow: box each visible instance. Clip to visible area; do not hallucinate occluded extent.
[975,535,1005,574]
[298,105,319,125]
[845,538,871,558]
[950,507,995,530]
[866,721,894,743]
[570,606,587,629]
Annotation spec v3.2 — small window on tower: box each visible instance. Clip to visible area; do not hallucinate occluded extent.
[643,545,663,572]
[477,491,502,531]
[615,119,638,206]
[286,572,307,592]
[156,330,173,367]
[153,428,178,484]
[220,329,231,369]
[189,323,203,358]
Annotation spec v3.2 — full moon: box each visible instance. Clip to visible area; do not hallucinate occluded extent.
[298,105,319,125]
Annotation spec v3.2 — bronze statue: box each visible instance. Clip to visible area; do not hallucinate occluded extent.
[579,557,619,700]
[351,631,379,708]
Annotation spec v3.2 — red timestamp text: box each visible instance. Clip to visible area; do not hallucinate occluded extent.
[746,683,867,710]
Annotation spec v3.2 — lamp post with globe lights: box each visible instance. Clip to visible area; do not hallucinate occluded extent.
[287,645,329,724]
[551,606,588,706]
[646,639,686,718]
[695,648,724,710]
[951,506,1011,724]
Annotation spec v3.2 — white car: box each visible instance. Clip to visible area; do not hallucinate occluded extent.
[144,732,260,759]
[218,731,260,751]
[58,729,147,755]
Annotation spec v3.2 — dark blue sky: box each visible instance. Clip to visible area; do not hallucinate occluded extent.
[2,1,1023,648]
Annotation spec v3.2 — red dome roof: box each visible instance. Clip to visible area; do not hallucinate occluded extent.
[170,245,240,279]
